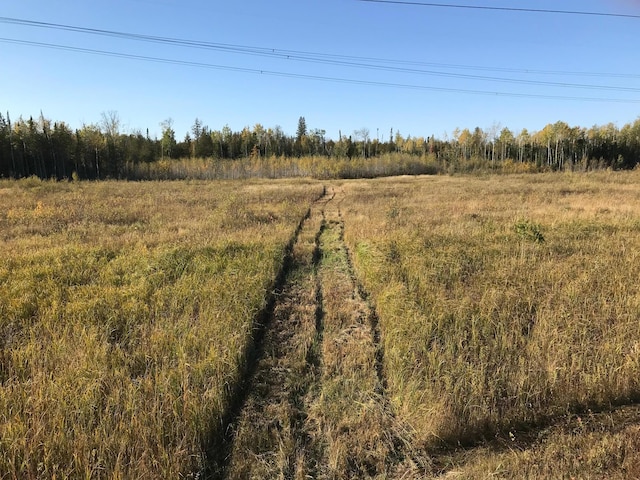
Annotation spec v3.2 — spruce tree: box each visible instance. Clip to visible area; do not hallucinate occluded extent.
[296,116,307,141]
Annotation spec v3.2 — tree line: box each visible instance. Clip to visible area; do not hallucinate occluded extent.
[1,111,639,180]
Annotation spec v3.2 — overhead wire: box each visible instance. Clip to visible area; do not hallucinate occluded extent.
[357,0,640,20]
[1,15,639,102]
[1,16,638,81]
[3,37,639,104]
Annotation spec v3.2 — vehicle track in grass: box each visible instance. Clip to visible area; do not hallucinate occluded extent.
[209,180,640,479]
[309,188,431,479]
[215,189,331,479]
[217,186,430,479]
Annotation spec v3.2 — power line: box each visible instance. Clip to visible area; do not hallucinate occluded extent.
[1,15,638,83]
[357,0,640,19]
[3,37,639,105]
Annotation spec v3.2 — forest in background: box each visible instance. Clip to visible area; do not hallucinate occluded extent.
[1,111,639,180]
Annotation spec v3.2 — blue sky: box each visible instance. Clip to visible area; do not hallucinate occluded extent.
[1,0,639,140]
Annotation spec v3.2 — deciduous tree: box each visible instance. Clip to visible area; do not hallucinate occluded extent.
[160,118,176,160]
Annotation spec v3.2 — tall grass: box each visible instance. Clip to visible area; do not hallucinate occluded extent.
[0,177,322,478]
[129,153,441,180]
[341,172,640,449]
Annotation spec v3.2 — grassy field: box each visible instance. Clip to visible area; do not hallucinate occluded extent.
[0,177,322,478]
[341,171,640,477]
[2,172,640,478]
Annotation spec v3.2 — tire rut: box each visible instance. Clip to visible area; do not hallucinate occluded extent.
[215,186,430,479]
[308,188,431,479]
[220,189,331,479]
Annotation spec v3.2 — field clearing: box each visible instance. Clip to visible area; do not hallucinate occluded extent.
[2,172,640,478]
[0,178,323,478]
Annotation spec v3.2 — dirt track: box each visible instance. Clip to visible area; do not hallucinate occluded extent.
[217,187,428,479]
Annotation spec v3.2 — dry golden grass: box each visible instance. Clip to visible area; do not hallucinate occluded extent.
[132,153,440,180]
[5,171,640,479]
[0,177,322,478]
[225,198,323,480]
[308,207,396,479]
[437,405,640,478]
[339,171,640,476]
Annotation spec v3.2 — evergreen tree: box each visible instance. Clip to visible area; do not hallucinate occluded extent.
[296,116,307,141]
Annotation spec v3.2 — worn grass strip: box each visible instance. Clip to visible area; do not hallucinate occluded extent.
[309,194,423,479]
[223,195,326,479]
[334,195,433,479]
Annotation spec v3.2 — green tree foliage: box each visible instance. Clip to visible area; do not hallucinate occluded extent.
[0,113,14,176]
[294,116,309,157]
[101,111,123,177]
[160,118,176,160]
[189,118,214,158]
[498,127,515,161]
[296,116,307,141]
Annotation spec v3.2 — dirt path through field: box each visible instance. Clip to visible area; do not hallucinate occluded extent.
[219,186,429,479]
[218,189,329,479]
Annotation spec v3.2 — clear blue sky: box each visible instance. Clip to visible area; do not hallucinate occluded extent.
[1,0,639,140]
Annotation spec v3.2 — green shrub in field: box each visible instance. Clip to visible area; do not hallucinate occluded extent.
[515,218,545,243]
